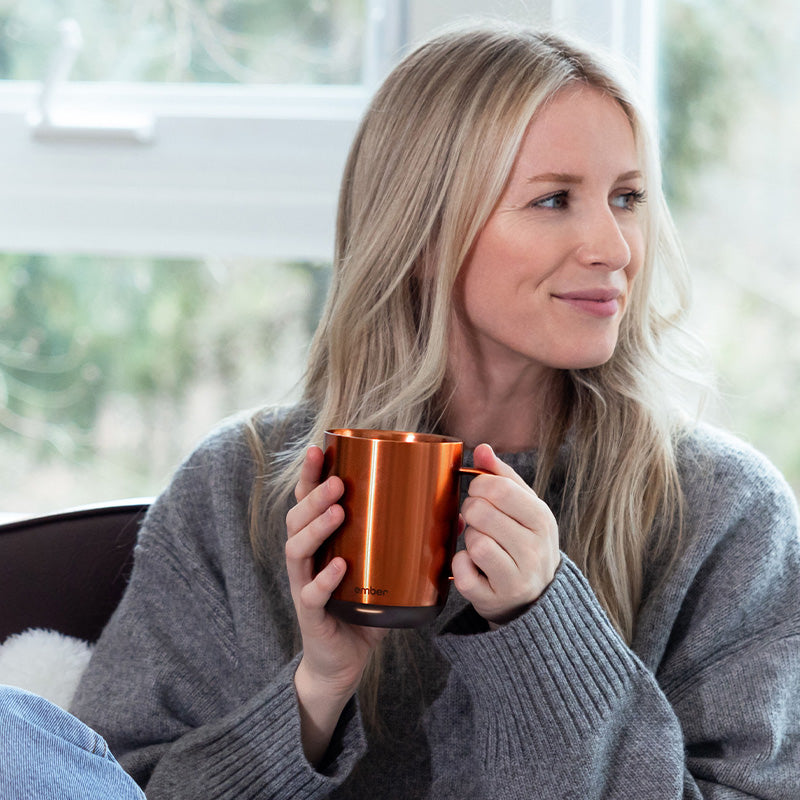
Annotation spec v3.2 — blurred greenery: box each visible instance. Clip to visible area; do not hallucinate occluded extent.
[659,0,786,201]
[1,255,203,431]
[0,254,327,508]
[659,0,800,497]
[0,253,325,439]
[0,0,365,83]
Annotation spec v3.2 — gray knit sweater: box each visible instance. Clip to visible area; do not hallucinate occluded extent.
[71,408,800,798]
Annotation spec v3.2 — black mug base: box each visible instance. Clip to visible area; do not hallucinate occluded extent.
[326,598,444,628]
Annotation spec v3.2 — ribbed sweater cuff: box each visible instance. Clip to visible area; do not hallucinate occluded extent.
[198,657,367,798]
[436,557,640,759]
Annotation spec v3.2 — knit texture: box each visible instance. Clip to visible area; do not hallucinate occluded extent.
[70,408,800,798]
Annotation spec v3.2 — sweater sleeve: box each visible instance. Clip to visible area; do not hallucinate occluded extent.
[435,442,800,799]
[70,420,367,799]
[438,558,694,798]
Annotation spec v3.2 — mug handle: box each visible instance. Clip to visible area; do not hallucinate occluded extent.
[448,466,492,579]
[459,467,491,479]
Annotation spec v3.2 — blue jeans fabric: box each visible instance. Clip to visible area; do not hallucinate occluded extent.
[0,685,145,799]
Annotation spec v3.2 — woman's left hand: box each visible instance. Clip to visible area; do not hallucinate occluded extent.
[452,443,560,628]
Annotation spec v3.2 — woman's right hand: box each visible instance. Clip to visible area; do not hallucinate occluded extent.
[285,445,388,765]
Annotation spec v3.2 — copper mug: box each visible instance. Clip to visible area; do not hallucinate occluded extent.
[315,428,483,628]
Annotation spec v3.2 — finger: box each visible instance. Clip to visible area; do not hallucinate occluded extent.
[466,473,557,543]
[286,474,345,538]
[285,501,345,571]
[298,557,346,616]
[462,526,517,582]
[451,548,489,599]
[469,443,551,528]
[294,446,325,502]
[473,443,530,489]
[461,494,544,567]
[454,534,553,625]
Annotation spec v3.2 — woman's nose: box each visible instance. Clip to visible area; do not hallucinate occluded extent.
[575,208,631,270]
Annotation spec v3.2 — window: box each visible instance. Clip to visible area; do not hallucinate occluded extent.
[17,0,775,514]
[658,0,800,498]
[0,1,389,260]
[0,1,646,260]
[0,255,327,510]
[3,1,369,84]
[1,0,393,512]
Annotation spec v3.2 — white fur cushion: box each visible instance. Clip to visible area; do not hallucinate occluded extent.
[0,628,93,709]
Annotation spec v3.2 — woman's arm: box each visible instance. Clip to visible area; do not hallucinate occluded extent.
[71,422,369,799]
[285,445,388,766]
[437,439,800,798]
[440,557,695,797]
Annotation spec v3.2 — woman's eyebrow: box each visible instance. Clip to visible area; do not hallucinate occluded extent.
[526,172,582,184]
[525,169,643,184]
[617,170,644,182]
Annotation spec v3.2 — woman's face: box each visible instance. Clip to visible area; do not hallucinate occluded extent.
[452,85,645,381]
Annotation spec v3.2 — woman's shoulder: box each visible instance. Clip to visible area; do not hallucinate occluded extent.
[139,404,313,552]
[147,403,312,519]
[677,421,782,481]
[675,421,798,523]
[180,403,313,469]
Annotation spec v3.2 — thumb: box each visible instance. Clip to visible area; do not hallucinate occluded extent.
[473,443,528,488]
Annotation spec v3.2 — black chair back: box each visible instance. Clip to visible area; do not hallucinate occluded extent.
[0,500,150,643]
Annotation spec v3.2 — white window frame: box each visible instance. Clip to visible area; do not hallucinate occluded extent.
[0,0,654,261]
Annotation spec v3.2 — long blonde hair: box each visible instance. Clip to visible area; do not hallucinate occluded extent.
[249,24,707,644]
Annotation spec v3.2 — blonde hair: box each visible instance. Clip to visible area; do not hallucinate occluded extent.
[248,24,707,645]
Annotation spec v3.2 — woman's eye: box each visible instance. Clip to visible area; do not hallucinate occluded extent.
[532,191,568,209]
[611,190,647,211]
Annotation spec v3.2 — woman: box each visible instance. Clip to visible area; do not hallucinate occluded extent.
[71,24,800,798]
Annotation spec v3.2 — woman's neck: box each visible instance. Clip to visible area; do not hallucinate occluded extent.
[441,365,558,453]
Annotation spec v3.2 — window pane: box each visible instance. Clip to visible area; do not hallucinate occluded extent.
[0,253,327,513]
[659,0,800,497]
[1,0,366,83]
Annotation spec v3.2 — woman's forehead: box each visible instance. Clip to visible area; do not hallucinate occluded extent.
[510,87,639,181]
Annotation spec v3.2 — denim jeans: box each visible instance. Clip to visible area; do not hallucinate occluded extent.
[0,685,145,799]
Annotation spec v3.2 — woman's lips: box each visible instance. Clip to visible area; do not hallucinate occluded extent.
[553,290,621,318]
